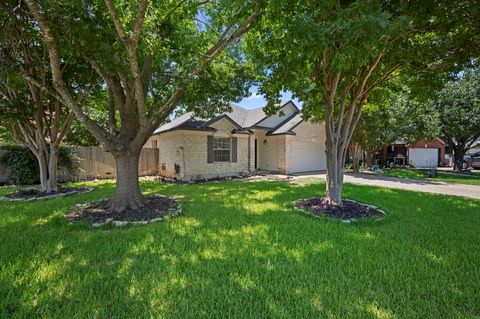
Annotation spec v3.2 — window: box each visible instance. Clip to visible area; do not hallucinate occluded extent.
[152,140,158,148]
[161,163,166,171]
[213,137,231,162]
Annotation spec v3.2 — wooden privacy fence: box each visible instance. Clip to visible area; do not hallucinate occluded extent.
[0,146,159,184]
[62,146,159,181]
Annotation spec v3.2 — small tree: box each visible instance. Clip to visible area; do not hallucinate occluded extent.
[247,1,416,204]
[432,70,480,170]
[0,2,81,192]
[24,0,263,212]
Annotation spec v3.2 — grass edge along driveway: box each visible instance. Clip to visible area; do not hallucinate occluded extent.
[380,168,480,186]
[0,179,479,318]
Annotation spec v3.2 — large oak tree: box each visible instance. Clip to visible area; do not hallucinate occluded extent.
[23,0,263,212]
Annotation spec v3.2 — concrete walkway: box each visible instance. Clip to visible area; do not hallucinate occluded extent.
[292,172,480,200]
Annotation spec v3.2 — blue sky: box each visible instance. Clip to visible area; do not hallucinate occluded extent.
[237,86,303,110]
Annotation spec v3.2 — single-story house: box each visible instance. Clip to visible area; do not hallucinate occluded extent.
[383,139,446,168]
[145,101,326,181]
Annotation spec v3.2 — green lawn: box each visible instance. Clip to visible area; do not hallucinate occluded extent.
[1,180,479,318]
[381,168,480,186]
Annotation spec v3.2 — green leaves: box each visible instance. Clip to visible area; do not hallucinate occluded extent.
[0,145,76,185]
[431,69,480,147]
[245,0,414,114]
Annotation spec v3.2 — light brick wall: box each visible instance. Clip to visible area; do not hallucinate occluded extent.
[289,121,325,143]
[285,121,326,173]
[152,118,251,181]
[149,118,326,179]
[155,133,183,178]
[183,133,249,180]
[277,135,287,173]
[249,134,255,171]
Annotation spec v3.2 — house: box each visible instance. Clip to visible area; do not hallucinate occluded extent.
[145,101,326,181]
[383,139,446,168]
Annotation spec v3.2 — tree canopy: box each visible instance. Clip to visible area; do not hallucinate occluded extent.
[431,69,480,169]
[0,0,85,192]
[245,0,433,203]
[21,0,263,211]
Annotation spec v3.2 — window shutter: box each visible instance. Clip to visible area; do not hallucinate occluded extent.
[207,136,214,163]
[231,137,237,162]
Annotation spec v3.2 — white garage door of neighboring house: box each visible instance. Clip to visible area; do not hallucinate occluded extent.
[290,141,326,173]
[409,148,438,167]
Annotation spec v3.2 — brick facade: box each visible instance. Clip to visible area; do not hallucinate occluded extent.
[145,118,327,180]
[383,139,446,167]
[147,118,250,181]
[284,121,326,174]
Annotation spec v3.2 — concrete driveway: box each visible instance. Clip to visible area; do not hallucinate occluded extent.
[292,172,480,200]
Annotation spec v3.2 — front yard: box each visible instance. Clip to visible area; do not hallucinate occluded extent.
[1,179,479,318]
[381,168,480,186]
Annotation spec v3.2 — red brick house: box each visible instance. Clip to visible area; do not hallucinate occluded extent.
[383,139,446,168]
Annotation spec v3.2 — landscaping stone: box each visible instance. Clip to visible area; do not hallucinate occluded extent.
[0,187,95,202]
[293,197,385,222]
[65,194,181,227]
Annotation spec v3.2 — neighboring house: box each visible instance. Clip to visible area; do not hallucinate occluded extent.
[145,101,326,180]
[383,139,446,168]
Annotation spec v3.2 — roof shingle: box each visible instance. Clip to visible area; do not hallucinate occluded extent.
[153,101,301,135]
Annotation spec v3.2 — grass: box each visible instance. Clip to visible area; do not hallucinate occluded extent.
[1,179,480,318]
[381,168,480,186]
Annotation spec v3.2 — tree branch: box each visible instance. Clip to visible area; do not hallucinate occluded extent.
[23,0,114,149]
[149,9,262,119]
[103,0,128,41]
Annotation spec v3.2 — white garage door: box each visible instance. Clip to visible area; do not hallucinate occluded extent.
[290,142,326,172]
[409,148,438,167]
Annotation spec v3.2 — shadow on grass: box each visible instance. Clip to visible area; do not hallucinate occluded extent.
[0,179,479,317]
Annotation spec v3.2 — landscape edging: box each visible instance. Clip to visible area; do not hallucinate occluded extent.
[292,197,386,223]
[0,187,95,202]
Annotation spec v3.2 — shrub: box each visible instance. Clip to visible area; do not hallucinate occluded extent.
[0,145,78,185]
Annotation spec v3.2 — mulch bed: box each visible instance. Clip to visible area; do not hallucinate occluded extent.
[65,194,181,227]
[155,174,250,184]
[0,187,94,202]
[293,197,385,222]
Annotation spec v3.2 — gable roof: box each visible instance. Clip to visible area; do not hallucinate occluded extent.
[153,100,303,135]
[267,113,303,136]
[153,112,214,134]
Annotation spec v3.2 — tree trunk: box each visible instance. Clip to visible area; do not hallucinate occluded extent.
[349,143,362,173]
[364,151,373,169]
[325,150,344,205]
[46,146,59,192]
[453,147,466,171]
[325,136,346,205]
[37,152,48,191]
[111,150,146,213]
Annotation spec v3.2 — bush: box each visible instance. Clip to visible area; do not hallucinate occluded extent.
[0,145,78,185]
